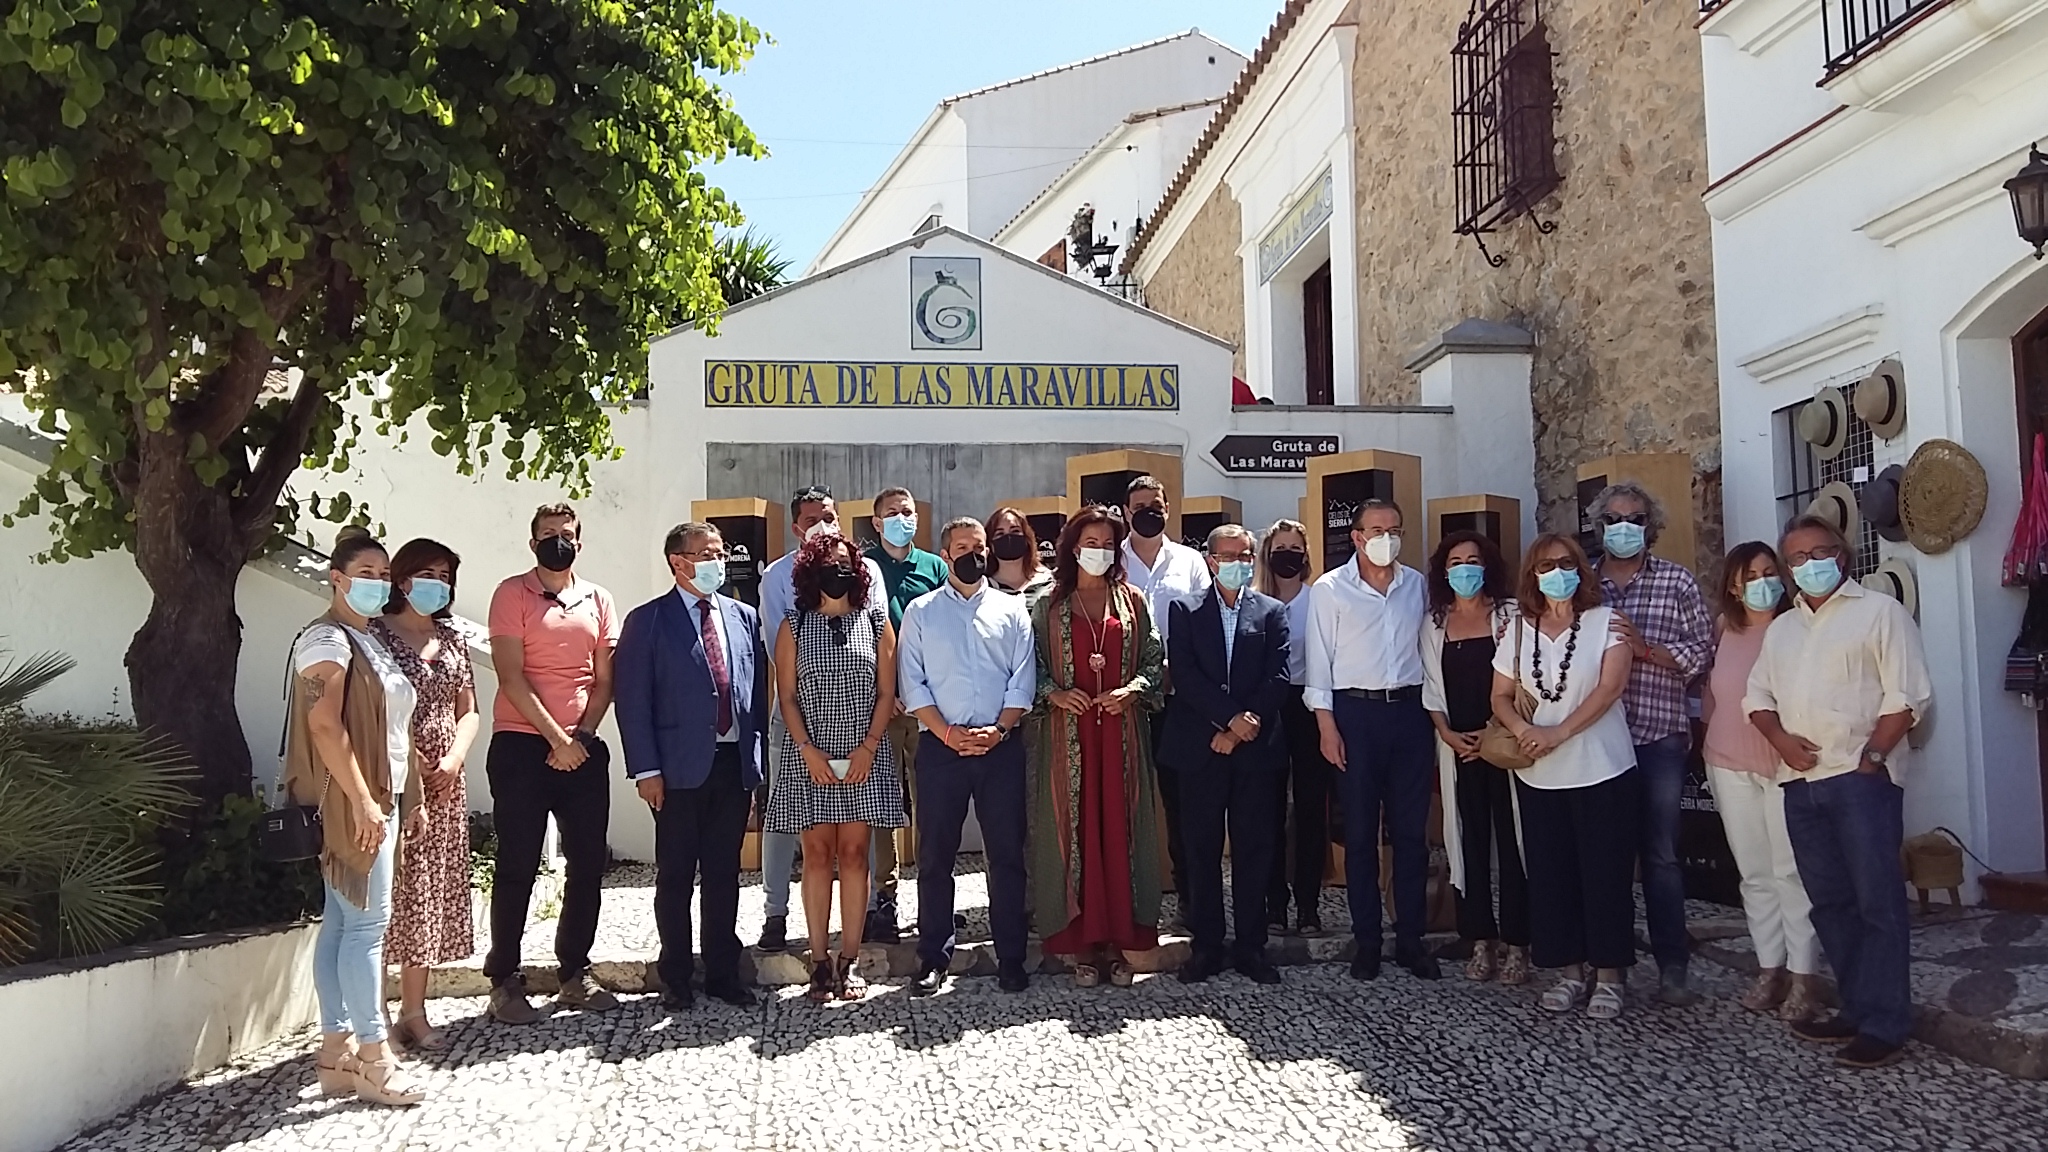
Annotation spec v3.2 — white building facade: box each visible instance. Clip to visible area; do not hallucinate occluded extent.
[1701,0,2048,876]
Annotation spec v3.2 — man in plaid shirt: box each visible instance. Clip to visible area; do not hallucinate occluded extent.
[1592,482,1715,1006]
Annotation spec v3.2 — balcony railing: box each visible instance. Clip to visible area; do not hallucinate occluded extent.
[1822,0,1952,76]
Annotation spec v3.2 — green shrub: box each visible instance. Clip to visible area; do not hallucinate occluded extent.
[154,793,322,937]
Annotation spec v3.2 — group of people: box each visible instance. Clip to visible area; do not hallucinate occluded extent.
[280,474,1934,1107]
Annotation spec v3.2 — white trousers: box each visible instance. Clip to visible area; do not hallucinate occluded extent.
[1706,764,1819,974]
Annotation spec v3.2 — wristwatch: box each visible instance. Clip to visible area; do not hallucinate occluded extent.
[1862,748,1888,770]
[996,723,1015,742]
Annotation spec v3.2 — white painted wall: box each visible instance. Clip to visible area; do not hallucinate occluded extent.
[1701,0,2048,873]
[0,924,319,1152]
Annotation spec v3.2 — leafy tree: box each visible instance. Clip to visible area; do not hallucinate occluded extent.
[0,0,764,802]
[712,225,789,307]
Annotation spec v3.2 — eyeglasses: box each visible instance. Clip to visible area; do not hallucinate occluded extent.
[1598,512,1649,527]
[1533,557,1577,574]
[1784,543,1843,565]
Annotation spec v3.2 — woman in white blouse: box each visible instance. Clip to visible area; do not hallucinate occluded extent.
[1489,533,1637,1019]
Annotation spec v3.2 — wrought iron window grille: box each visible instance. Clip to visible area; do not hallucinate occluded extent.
[1452,0,1562,267]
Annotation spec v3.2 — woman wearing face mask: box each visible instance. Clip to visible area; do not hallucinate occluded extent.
[987,506,1055,603]
[1030,505,1167,987]
[370,539,481,1052]
[1702,541,1820,1022]
[1254,520,1331,937]
[285,527,427,1105]
[1421,531,1530,985]
[765,532,902,1001]
[1489,534,1637,1020]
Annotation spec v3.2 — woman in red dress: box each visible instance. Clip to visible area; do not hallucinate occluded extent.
[1028,506,1167,987]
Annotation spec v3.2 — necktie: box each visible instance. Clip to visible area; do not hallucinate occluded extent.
[698,598,733,736]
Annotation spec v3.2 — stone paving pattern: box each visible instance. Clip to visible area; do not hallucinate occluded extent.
[64,866,2048,1151]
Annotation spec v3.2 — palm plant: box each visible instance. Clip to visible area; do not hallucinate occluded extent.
[713,226,792,307]
[0,649,193,964]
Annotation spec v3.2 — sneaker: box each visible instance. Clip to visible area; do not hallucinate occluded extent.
[1834,1035,1906,1069]
[1790,1015,1860,1045]
[556,972,619,1013]
[488,979,543,1025]
[1656,966,1701,1007]
[757,914,788,953]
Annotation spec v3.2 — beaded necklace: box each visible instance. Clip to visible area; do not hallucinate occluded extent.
[1530,613,1582,703]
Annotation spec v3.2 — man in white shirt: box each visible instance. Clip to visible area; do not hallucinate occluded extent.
[1120,475,1211,909]
[1304,500,1439,981]
[1746,514,1931,1070]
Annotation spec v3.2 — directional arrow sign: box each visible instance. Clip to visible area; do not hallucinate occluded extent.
[1209,435,1342,475]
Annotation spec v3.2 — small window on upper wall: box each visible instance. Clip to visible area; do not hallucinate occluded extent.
[1451,0,1560,267]
[914,214,943,235]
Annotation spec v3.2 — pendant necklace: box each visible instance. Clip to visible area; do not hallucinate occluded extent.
[1080,594,1109,675]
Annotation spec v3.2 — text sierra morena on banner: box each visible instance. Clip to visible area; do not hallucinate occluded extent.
[705,361,1180,410]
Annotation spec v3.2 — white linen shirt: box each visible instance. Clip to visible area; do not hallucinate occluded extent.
[1303,561,1428,711]
[897,580,1037,729]
[1492,607,1636,790]
[1122,537,1211,654]
[1742,579,1933,786]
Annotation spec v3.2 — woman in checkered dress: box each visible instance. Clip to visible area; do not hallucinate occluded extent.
[765,532,902,1002]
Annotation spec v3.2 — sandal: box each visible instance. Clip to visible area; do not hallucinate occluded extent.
[315,1050,356,1097]
[1539,978,1589,1014]
[807,959,838,1003]
[1497,946,1531,986]
[835,954,867,1001]
[393,1013,447,1053]
[1740,970,1788,1013]
[1465,942,1497,982]
[1778,982,1820,1023]
[1587,981,1626,1020]
[350,1056,426,1107]
[1107,959,1134,988]
[1072,963,1101,988]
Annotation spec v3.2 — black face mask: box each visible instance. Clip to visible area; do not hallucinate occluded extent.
[535,535,577,572]
[991,533,1031,562]
[1130,506,1166,539]
[817,564,858,600]
[1268,549,1308,579]
[951,551,987,585]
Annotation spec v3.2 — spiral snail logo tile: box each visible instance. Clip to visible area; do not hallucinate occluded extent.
[909,256,982,351]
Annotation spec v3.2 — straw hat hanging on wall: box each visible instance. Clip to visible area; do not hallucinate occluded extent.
[1868,558,1918,619]
[1805,481,1862,544]
[1854,360,1907,441]
[1898,439,1988,554]
[1797,386,1852,461]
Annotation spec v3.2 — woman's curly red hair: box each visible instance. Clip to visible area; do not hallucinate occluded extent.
[791,531,871,613]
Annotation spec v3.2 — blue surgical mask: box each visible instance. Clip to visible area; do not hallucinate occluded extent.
[1792,556,1841,598]
[880,513,917,549]
[1446,563,1486,600]
[1741,576,1783,613]
[344,576,390,617]
[690,558,728,594]
[1603,521,1646,559]
[1215,559,1254,591]
[406,577,452,616]
[1537,567,1581,602]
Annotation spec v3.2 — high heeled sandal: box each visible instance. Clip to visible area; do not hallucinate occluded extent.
[1497,946,1531,986]
[1107,959,1134,988]
[350,1056,426,1107]
[393,1013,447,1053]
[807,959,838,1003]
[1465,943,1497,982]
[835,953,867,1001]
[315,1051,356,1097]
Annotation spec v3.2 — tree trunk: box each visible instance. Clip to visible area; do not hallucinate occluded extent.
[125,432,256,805]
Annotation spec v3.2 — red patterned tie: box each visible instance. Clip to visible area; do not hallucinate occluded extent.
[698,598,733,736]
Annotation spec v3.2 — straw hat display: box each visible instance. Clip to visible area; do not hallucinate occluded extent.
[1854,361,1907,441]
[1898,438,1988,554]
[1805,481,1862,544]
[1859,463,1907,543]
[1797,386,1852,461]
[1868,558,1918,619]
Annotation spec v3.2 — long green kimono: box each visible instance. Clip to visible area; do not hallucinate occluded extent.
[1027,583,1168,946]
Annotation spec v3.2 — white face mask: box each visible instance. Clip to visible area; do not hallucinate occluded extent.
[1077,547,1116,577]
[1362,532,1401,567]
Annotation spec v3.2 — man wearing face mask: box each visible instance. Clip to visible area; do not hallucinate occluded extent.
[1120,475,1212,913]
[751,485,888,952]
[897,517,1037,995]
[1745,515,1929,1069]
[483,503,620,1024]
[1587,482,1715,1006]
[1304,500,1440,980]
[862,486,950,942]
[1160,525,1292,984]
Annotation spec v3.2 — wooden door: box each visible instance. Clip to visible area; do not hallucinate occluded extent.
[1303,260,1334,406]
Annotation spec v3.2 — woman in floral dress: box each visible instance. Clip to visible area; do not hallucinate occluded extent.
[373,538,481,1051]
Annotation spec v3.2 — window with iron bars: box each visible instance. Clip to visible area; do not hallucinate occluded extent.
[1451,0,1560,267]
[1773,391,1880,578]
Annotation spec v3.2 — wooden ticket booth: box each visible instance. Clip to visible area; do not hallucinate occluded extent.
[1066,449,1183,537]
[689,497,783,607]
[1576,453,1696,567]
[1304,450,1422,574]
[1002,495,1071,564]
[1179,495,1243,551]
[1427,494,1522,565]
[839,497,934,552]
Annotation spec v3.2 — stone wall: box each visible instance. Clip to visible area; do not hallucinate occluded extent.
[1351,0,1722,566]
[1144,184,1248,381]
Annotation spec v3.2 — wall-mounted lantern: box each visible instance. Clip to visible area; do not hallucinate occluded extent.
[2008,145,2048,260]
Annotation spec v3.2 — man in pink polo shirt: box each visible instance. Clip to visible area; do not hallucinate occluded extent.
[482,502,620,1024]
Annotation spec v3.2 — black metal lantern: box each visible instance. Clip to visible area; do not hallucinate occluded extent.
[2009,145,2048,260]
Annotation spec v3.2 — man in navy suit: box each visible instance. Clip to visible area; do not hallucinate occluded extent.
[616,522,770,1010]
[1160,524,1292,985]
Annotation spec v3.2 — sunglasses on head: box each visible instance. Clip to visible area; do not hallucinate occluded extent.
[793,484,833,502]
[1599,512,1649,527]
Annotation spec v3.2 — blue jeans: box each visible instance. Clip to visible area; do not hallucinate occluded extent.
[1783,770,1913,1046]
[1635,731,1692,972]
[1332,694,1435,952]
[314,808,398,1043]
[763,713,797,918]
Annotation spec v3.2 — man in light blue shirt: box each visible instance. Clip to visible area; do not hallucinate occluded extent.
[897,516,1035,996]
